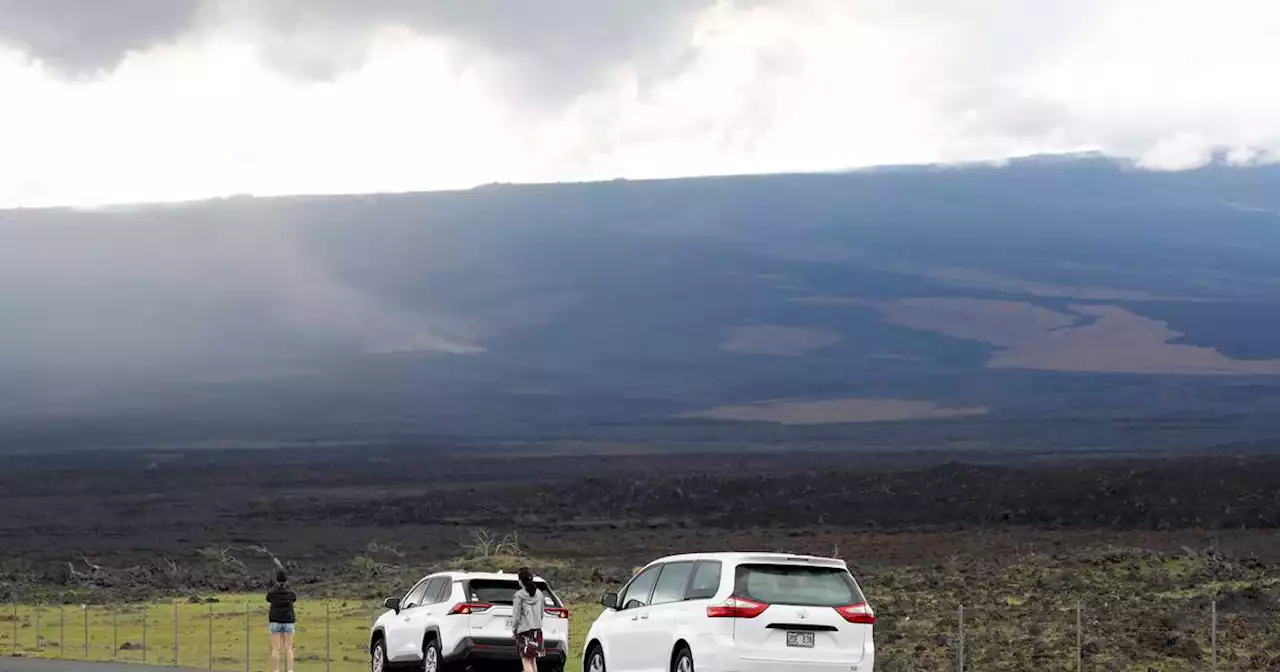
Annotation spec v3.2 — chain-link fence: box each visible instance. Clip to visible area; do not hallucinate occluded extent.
[0,599,384,672]
[861,599,1274,672]
[1,597,1274,672]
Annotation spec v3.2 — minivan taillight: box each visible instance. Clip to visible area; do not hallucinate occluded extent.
[835,602,876,625]
[448,603,492,615]
[544,607,570,619]
[706,596,769,619]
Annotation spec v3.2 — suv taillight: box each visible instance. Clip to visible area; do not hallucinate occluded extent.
[544,607,570,619]
[448,603,492,615]
[835,602,876,625]
[706,596,769,619]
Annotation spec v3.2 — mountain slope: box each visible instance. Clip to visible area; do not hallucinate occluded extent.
[4,156,1280,450]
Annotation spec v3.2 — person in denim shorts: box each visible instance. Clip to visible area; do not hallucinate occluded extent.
[266,569,297,672]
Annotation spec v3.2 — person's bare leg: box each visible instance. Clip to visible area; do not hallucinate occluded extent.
[270,633,282,672]
[522,654,537,672]
[283,632,295,672]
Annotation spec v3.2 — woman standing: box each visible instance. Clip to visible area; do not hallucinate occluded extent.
[512,567,545,672]
[266,569,297,672]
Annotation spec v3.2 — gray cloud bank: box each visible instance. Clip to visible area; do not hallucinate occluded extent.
[0,0,714,100]
[0,0,1277,208]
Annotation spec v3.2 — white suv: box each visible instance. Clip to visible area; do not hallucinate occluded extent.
[371,570,570,672]
[582,553,875,672]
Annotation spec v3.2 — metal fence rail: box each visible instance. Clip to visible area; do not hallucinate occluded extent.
[1,599,383,672]
[868,598,1265,672]
[0,596,1271,671]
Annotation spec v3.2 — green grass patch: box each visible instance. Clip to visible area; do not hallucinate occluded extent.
[0,597,601,672]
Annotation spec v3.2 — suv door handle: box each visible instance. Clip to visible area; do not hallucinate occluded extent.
[640,613,649,620]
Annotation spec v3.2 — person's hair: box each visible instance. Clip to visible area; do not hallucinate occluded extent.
[275,569,288,585]
[517,567,536,596]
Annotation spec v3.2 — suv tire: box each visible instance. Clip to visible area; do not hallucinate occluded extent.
[371,638,389,672]
[422,637,442,672]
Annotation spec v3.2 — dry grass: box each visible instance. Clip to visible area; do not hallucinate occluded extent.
[869,298,1280,375]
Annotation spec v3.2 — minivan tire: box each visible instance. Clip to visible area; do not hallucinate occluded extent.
[673,646,694,672]
[585,644,607,672]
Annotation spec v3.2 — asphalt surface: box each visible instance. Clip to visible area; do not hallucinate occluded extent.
[0,659,206,672]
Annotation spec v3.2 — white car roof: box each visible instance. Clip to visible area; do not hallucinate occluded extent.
[421,570,549,582]
[643,552,849,569]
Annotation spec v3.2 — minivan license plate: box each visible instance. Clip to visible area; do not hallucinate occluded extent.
[786,632,815,648]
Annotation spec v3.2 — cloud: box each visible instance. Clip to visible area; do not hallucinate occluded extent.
[0,0,202,73]
[0,0,1278,207]
[0,0,714,96]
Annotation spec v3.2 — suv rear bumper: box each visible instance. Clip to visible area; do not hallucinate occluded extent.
[443,637,568,667]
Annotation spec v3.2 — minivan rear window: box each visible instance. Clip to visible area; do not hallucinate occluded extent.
[466,579,561,606]
[734,564,865,607]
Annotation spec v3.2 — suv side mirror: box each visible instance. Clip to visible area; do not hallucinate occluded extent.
[600,592,619,610]
[384,597,401,614]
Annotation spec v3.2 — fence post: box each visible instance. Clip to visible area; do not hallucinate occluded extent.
[1211,597,1218,671]
[1076,602,1082,672]
[173,601,179,667]
[143,609,148,663]
[209,602,214,670]
[957,604,965,672]
[244,602,250,672]
[112,607,118,660]
[84,606,89,659]
[11,600,17,657]
[34,608,41,653]
[326,600,332,672]
[60,605,65,658]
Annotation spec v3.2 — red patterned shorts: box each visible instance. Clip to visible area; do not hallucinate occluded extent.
[516,629,544,658]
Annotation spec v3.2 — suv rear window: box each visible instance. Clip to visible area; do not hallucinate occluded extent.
[466,579,561,606]
[734,564,865,607]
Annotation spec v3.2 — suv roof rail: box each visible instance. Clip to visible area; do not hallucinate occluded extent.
[738,554,848,568]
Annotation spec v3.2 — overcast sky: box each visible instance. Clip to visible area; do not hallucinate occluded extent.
[1,0,1277,208]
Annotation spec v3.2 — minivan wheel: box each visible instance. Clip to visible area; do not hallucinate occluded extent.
[371,638,388,672]
[672,646,694,672]
[586,644,607,672]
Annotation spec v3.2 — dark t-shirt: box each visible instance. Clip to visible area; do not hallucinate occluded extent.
[266,584,297,624]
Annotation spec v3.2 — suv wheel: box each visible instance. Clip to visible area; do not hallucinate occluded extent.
[422,638,442,672]
[586,644,607,672]
[371,638,389,672]
[672,646,694,672]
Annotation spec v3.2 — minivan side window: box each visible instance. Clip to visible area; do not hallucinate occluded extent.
[684,561,723,600]
[649,562,695,605]
[620,564,663,609]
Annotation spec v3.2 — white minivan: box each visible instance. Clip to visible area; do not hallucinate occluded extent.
[582,553,874,672]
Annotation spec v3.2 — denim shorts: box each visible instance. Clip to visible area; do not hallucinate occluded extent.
[268,623,296,634]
